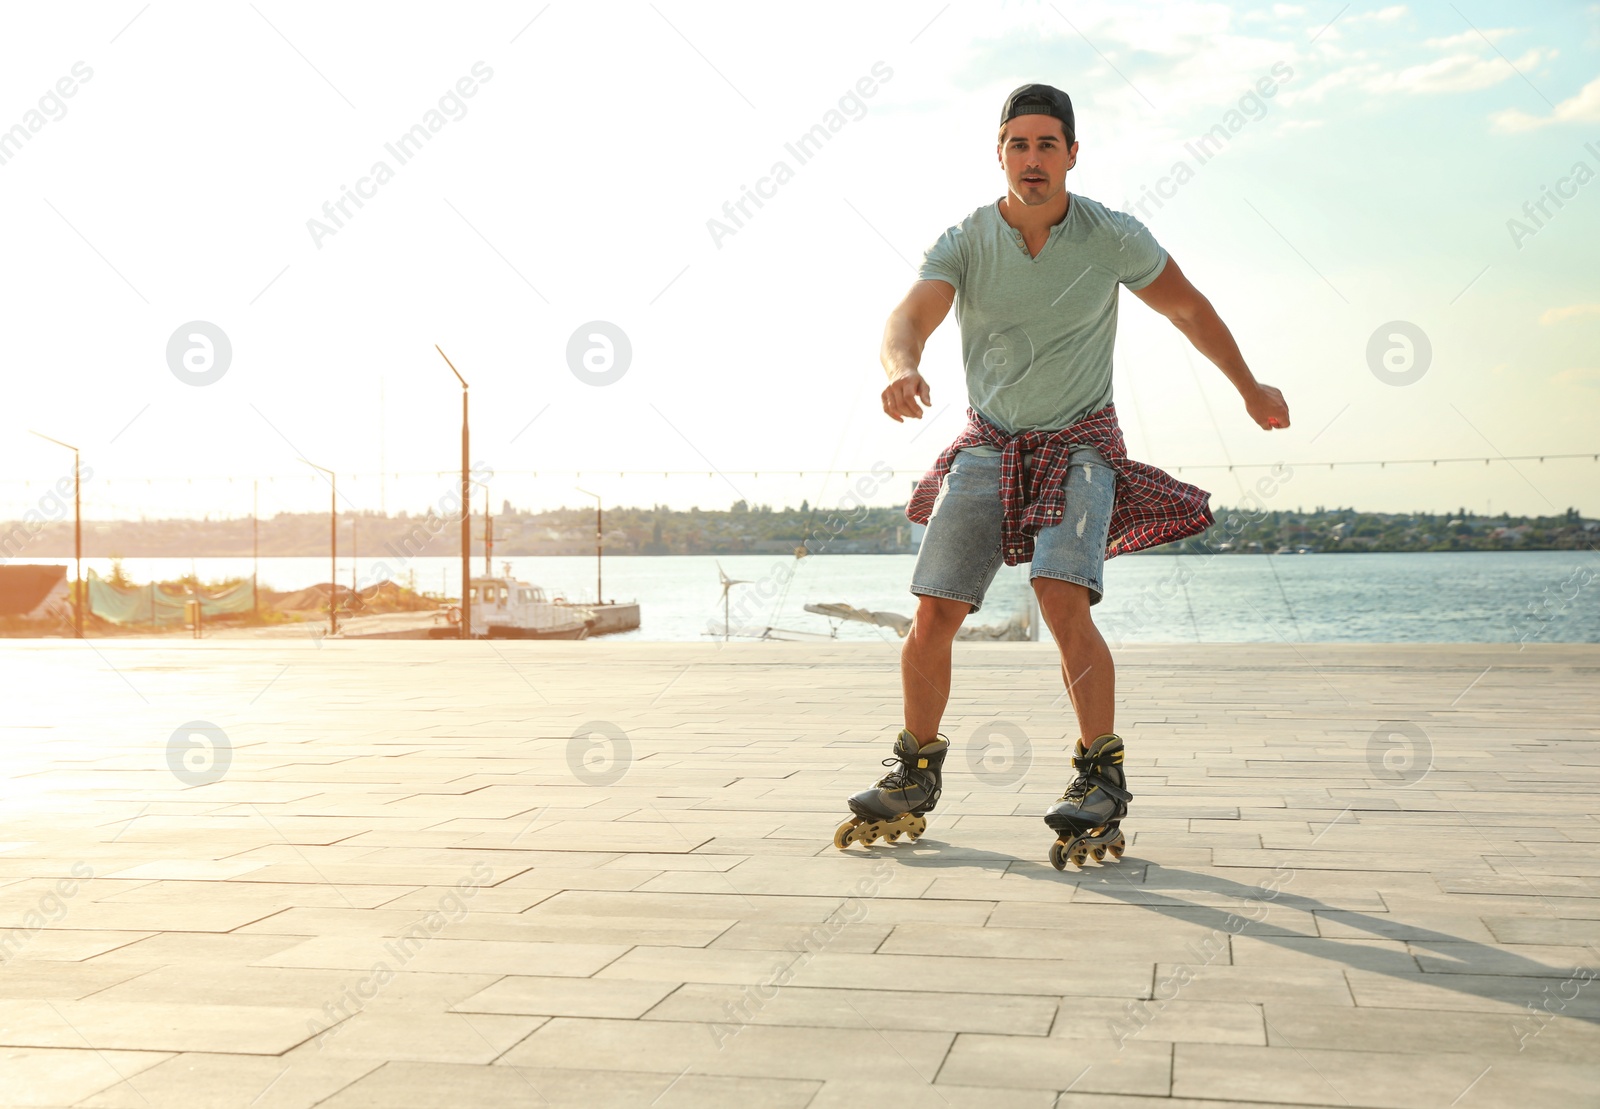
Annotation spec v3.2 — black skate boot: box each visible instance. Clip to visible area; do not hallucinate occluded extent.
[1044,733,1132,869]
[833,729,949,849]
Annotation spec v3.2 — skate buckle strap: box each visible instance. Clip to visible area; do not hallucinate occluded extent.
[1060,773,1132,806]
[1096,777,1133,804]
[1072,748,1123,771]
[1065,750,1132,804]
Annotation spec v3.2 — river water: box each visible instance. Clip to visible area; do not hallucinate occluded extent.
[51,550,1600,644]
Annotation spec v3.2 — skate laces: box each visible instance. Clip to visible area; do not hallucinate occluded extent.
[1059,769,1092,804]
[875,753,916,790]
[1059,749,1109,803]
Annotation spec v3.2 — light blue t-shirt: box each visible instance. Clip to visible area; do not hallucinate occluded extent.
[917,194,1168,454]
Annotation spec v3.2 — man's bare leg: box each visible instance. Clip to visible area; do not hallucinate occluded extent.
[833,595,967,850]
[901,594,969,744]
[1033,577,1130,867]
[1031,577,1114,739]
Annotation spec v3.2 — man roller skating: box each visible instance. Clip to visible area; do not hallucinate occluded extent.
[834,83,1290,867]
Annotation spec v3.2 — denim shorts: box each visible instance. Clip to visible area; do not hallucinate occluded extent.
[911,446,1116,611]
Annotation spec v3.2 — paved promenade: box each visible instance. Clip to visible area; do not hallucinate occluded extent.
[1,639,1597,1108]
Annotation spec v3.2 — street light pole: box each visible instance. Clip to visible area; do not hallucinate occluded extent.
[483,486,492,578]
[300,459,338,636]
[576,487,602,604]
[435,345,471,640]
[73,450,80,636]
[29,431,82,638]
[252,479,259,622]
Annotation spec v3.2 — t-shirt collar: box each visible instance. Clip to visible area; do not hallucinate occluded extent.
[997,195,1073,240]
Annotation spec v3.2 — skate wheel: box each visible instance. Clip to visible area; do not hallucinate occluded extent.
[833,818,861,850]
[1049,840,1069,871]
[907,815,927,839]
[857,823,881,846]
[884,830,901,843]
[1069,841,1091,868]
[1090,845,1107,863]
[1107,833,1126,861]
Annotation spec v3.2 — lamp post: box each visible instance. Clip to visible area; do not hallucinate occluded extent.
[482,486,493,577]
[28,431,82,638]
[299,459,338,636]
[252,479,259,622]
[435,345,471,640]
[575,487,603,604]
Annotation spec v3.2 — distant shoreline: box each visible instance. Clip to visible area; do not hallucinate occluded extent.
[12,547,1599,560]
[7,503,1595,561]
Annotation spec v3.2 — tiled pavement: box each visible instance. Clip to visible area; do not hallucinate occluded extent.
[1,639,1597,1108]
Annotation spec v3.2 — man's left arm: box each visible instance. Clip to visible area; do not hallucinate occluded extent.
[1131,257,1289,431]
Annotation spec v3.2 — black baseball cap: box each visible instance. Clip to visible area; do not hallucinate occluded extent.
[999,83,1075,143]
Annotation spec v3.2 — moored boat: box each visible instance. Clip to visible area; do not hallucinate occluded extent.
[428,564,593,639]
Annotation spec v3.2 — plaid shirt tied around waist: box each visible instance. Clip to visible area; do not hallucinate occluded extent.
[905,404,1214,566]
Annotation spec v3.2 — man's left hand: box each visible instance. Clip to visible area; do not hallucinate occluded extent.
[1246,383,1289,431]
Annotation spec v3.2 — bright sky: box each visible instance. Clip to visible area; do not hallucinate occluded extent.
[2,1,1597,524]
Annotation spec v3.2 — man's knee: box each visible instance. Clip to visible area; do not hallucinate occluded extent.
[1033,577,1093,621]
[911,595,969,638]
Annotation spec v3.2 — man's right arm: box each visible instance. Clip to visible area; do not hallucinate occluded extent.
[880,279,954,422]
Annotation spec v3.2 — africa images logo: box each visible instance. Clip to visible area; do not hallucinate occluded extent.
[706,61,894,248]
[306,62,494,248]
[1123,62,1294,220]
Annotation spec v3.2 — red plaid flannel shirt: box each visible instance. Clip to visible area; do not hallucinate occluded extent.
[906,404,1214,565]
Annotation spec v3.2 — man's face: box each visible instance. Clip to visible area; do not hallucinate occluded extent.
[997,115,1078,206]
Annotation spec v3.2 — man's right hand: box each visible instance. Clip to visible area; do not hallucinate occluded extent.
[879,280,953,423]
[882,371,932,422]
[1245,382,1290,431]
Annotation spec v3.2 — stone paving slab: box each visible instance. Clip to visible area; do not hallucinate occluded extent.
[0,639,1596,1107]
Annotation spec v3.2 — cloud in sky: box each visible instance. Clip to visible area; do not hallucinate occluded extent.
[1316,3,1408,39]
[1492,73,1600,131]
[1365,47,1554,96]
[1359,5,1408,22]
[1285,19,1563,106]
[1552,367,1600,388]
[1063,3,1234,60]
[1280,61,1379,106]
[980,6,1555,123]
[1540,303,1600,325]
[1423,28,1515,50]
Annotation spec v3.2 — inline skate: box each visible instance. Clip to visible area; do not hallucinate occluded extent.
[1044,733,1131,869]
[833,729,949,849]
